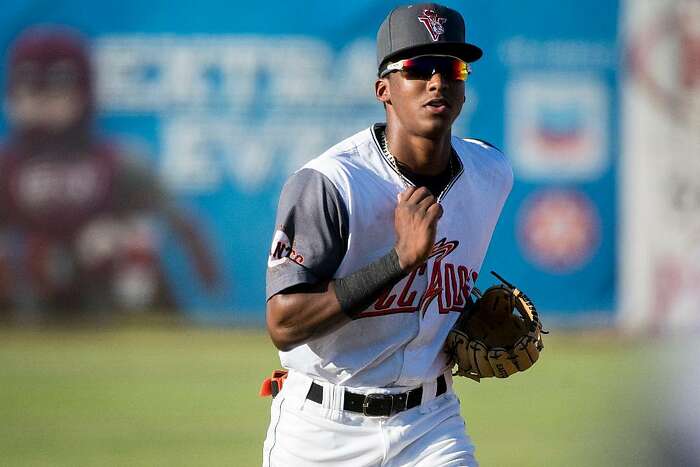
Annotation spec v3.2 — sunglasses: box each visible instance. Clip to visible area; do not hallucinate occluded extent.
[380,55,471,81]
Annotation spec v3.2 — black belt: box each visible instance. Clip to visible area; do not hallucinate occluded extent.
[306,374,447,417]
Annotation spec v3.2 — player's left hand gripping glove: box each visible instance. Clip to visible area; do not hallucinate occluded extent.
[445,271,545,382]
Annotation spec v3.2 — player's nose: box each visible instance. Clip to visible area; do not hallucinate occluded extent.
[427,72,449,93]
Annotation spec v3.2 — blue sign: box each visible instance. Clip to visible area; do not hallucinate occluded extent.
[0,0,619,324]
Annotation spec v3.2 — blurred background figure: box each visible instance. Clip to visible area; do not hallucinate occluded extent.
[620,0,700,333]
[0,26,219,323]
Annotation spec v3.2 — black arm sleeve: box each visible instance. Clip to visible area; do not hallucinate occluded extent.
[334,248,407,318]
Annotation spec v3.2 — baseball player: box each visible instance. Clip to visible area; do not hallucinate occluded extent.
[263,4,512,466]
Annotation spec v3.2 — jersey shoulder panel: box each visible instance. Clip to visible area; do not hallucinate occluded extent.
[300,127,382,200]
[267,167,349,299]
[453,136,514,191]
[303,127,374,171]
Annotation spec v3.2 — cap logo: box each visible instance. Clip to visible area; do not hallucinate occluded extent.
[418,9,447,41]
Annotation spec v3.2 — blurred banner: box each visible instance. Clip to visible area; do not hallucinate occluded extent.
[621,0,700,332]
[0,0,620,324]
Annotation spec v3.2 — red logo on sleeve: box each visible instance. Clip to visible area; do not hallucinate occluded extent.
[268,230,304,268]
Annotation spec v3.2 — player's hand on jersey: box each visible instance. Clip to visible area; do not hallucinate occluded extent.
[394,186,443,272]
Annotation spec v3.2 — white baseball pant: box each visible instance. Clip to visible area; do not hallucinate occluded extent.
[262,370,478,466]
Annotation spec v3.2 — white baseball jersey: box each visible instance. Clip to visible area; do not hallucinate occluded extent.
[267,123,512,390]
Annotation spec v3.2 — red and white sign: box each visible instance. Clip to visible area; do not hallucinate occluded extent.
[518,189,600,273]
[620,0,700,332]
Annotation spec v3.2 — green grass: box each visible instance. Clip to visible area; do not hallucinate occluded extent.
[0,326,659,466]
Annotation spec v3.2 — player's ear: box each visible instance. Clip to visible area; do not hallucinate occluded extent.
[375,78,391,105]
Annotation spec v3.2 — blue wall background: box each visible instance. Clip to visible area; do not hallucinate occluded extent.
[0,0,620,324]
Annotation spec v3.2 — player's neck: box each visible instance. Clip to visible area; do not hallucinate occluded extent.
[384,124,452,176]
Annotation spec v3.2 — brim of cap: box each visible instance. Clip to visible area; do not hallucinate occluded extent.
[380,42,483,70]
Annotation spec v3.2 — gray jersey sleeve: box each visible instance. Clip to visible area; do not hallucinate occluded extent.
[266,168,349,300]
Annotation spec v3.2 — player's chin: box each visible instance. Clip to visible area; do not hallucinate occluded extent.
[416,114,456,138]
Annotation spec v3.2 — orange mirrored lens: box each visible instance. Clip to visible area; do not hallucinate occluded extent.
[401,56,469,81]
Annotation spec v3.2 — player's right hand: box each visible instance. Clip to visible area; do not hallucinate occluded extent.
[393,186,443,272]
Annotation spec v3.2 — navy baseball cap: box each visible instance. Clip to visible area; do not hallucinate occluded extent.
[377,3,483,73]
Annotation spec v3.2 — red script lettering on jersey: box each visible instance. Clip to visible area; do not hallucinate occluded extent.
[358,238,478,318]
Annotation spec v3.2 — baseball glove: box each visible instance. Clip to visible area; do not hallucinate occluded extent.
[445,271,545,382]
